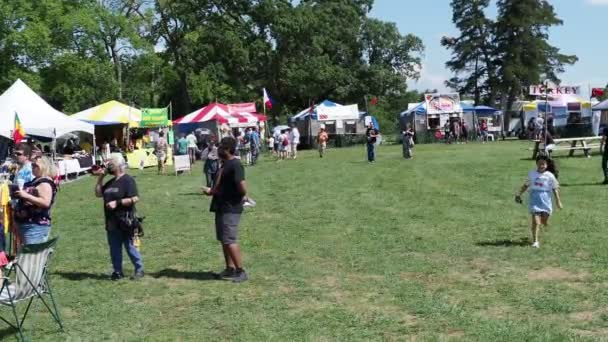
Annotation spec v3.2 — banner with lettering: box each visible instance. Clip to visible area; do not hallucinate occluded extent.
[227,102,256,114]
[141,107,169,127]
[529,85,581,96]
[424,93,462,115]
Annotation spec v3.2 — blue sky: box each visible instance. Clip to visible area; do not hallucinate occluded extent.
[369,0,608,97]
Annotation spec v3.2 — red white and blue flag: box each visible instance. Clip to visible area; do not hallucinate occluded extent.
[263,88,274,109]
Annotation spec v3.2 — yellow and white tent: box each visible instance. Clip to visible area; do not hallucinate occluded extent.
[72,100,142,127]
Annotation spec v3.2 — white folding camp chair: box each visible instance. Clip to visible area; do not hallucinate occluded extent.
[0,238,63,341]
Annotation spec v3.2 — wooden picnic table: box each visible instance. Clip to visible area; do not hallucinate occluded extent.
[531,136,603,160]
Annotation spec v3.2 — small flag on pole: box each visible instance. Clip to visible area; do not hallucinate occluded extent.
[591,88,605,98]
[13,112,25,144]
[263,88,274,110]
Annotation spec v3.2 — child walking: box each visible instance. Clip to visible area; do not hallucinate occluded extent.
[515,156,563,248]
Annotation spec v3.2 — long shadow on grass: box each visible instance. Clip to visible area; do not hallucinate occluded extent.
[150,269,221,281]
[475,238,530,247]
[54,272,110,281]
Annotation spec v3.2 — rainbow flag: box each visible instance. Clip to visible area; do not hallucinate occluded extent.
[13,112,25,143]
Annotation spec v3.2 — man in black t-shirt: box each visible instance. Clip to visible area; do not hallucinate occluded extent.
[94,154,143,281]
[203,137,249,282]
[365,123,379,162]
[602,126,608,185]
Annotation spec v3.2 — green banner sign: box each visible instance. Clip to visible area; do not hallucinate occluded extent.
[141,107,169,127]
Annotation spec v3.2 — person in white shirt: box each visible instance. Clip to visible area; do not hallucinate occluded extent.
[186,132,198,165]
[515,156,563,248]
[268,136,275,155]
[289,125,300,159]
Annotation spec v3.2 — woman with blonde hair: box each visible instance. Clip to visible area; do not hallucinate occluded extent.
[14,156,58,245]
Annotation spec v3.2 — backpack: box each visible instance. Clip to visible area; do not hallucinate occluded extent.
[282,136,289,146]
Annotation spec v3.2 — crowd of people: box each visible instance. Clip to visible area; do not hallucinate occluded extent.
[0,117,602,290]
[270,124,300,160]
[437,118,492,144]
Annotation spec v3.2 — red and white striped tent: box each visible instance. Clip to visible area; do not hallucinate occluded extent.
[173,103,267,126]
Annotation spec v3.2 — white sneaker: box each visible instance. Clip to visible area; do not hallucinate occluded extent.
[243,199,256,208]
[532,241,540,248]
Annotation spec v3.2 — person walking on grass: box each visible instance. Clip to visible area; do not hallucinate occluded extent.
[479,119,489,143]
[155,132,168,175]
[515,155,563,249]
[278,130,289,161]
[601,125,608,184]
[202,140,219,188]
[318,127,328,158]
[187,131,198,165]
[289,124,300,159]
[461,121,469,143]
[365,123,378,163]
[402,124,415,159]
[250,127,260,166]
[202,137,248,282]
[94,154,143,280]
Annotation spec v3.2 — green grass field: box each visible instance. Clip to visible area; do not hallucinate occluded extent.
[6,141,608,341]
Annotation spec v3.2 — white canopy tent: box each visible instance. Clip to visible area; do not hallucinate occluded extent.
[0,79,94,139]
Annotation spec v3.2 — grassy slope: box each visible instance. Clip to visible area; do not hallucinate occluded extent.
[10,141,608,341]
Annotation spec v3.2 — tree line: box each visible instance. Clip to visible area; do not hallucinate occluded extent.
[442,0,585,111]
[0,0,426,130]
[1,0,589,131]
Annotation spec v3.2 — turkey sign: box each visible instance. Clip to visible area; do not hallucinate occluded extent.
[529,85,580,96]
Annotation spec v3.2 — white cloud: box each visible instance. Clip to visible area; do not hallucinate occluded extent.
[588,0,608,5]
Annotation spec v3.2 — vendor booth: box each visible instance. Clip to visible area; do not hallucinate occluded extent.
[173,102,267,139]
[73,101,174,168]
[592,99,608,136]
[289,100,364,148]
[521,95,594,138]
[400,94,464,143]
[0,79,95,175]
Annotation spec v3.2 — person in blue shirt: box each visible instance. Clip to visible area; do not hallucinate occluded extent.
[13,143,34,184]
[176,134,188,156]
[250,127,260,165]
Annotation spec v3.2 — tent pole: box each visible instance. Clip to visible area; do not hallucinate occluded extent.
[93,134,97,164]
[52,129,56,161]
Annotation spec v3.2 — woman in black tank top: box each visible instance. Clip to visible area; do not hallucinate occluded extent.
[14,156,58,245]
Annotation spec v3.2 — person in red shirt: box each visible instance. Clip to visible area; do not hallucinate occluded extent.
[318,128,329,158]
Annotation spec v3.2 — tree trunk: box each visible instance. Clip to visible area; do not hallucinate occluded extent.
[474,54,480,106]
[110,44,122,101]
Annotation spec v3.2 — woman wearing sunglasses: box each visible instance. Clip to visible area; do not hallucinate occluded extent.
[13,156,58,245]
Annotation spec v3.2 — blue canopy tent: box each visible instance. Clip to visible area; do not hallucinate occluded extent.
[288,100,368,148]
[400,101,500,143]
[358,111,380,130]
[474,105,501,116]
[461,103,476,113]
[289,100,341,122]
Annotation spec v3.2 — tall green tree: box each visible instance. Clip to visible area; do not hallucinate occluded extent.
[495,0,578,111]
[0,0,61,90]
[442,0,497,105]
